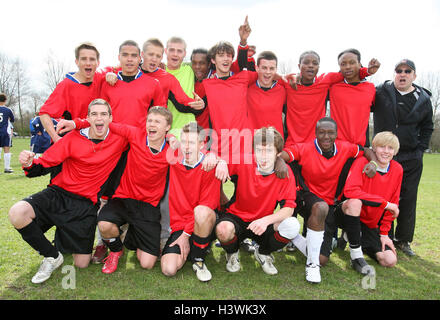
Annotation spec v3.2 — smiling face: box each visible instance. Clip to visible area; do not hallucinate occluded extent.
[87,103,112,140]
[75,48,100,82]
[118,45,141,76]
[191,53,209,81]
[165,41,186,70]
[142,44,164,73]
[256,59,277,87]
[338,52,361,83]
[299,53,320,84]
[180,131,204,166]
[315,120,337,152]
[212,51,233,77]
[374,145,395,168]
[394,64,416,92]
[146,112,171,145]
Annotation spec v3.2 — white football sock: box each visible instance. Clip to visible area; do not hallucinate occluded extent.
[4,153,11,169]
[306,228,324,265]
[291,234,307,256]
[350,246,364,260]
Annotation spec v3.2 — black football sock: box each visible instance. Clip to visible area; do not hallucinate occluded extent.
[191,234,211,263]
[343,215,361,249]
[220,235,239,254]
[16,220,59,258]
[102,237,123,252]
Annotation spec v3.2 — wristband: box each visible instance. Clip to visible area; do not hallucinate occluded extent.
[183,231,191,237]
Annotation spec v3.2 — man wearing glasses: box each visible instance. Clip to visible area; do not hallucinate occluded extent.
[372,59,433,256]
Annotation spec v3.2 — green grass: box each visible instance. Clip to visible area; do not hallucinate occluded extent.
[1,138,439,300]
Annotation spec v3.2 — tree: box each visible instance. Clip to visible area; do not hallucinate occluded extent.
[417,72,440,152]
[43,50,68,93]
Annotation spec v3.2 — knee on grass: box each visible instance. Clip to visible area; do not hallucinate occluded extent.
[377,251,397,268]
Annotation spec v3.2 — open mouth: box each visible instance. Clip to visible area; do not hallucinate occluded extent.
[95,123,105,132]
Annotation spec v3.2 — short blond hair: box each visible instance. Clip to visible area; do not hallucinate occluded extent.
[143,38,164,52]
[372,131,400,155]
[148,106,173,126]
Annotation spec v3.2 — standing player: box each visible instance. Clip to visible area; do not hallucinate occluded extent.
[8,99,127,283]
[165,37,198,137]
[30,115,57,156]
[191,48,211,130]
[0,93,14,173]
[161,122,220,282]
[329,49,378,147]
[39,42,104,143]
[246,51,286,137]
[281,117,377,283]
[101,38,205,127]
[100,40,167,129]
[341,131,402,268]
[283,51,376,145]
[215,127,300,275]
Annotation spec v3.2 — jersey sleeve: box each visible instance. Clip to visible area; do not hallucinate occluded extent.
[283,144,301,163]
[278,168,297,209]
[24,132,73,176]
[378,164,403,235]
[343,158,388,208]
[108,122,138,142]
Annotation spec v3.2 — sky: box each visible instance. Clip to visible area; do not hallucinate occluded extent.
[1,0,440,93]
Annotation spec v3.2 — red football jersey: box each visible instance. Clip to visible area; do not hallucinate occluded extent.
[201,71,258,160]
[329,79,375,146]
[194,80,210,130]
[39,71,106,119]
[343,157,403,235]
[100,71,167,129]
[143,68,196,111]
[246,80,286,137]
[284,140,361,205]
[168,156,221,234]
[226,155,296,222]
[108,122,170,206]
[24,129,127,204]
[282,72,344,146]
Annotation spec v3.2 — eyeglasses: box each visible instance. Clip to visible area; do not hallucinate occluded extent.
[396,69,413,74]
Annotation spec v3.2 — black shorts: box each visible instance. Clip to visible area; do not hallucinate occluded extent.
[360,222,393,262]
[98,197,161,256]
[294,190,325,221]
[24,186,98,254]
[216,211,277,252]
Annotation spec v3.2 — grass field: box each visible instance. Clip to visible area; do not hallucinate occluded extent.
[1,138,439,302]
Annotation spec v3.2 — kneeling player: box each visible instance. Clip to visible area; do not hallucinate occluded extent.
[341,131,402,268]
[161,122,220,282]
[215,127,300,275]
[8,99,126,283]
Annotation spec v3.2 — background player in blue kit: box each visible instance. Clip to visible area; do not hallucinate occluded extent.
[0,93,15,173]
